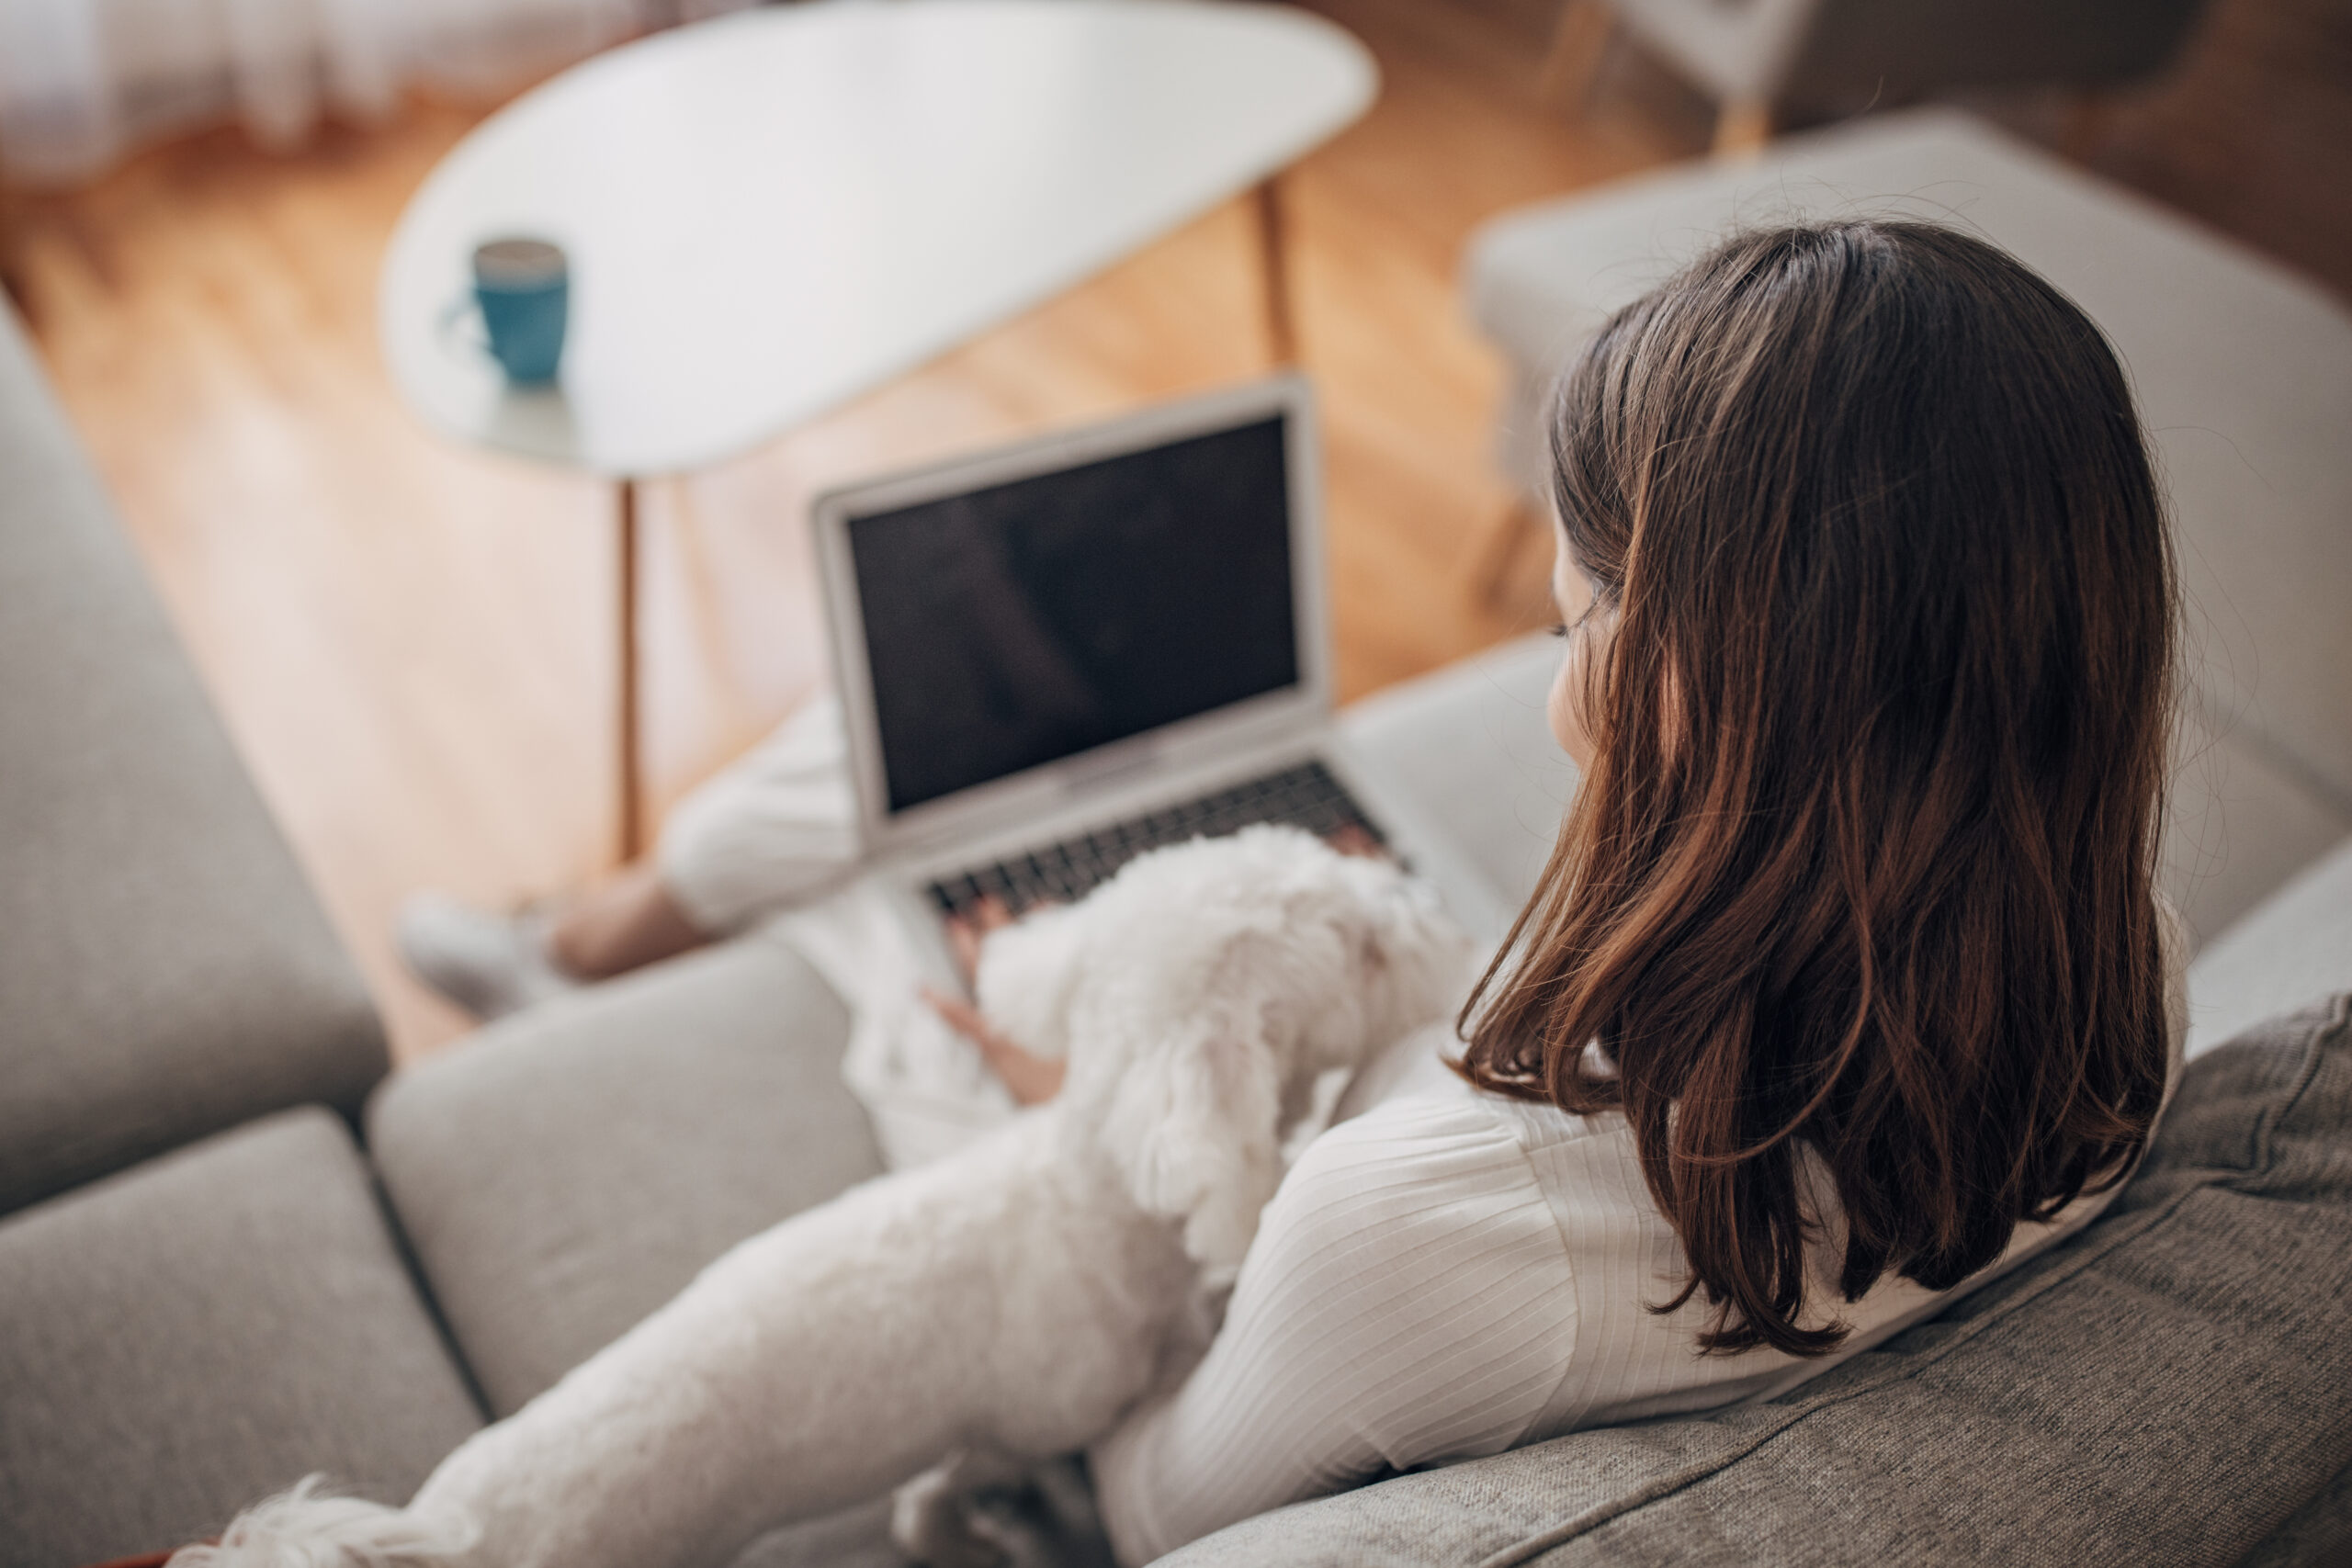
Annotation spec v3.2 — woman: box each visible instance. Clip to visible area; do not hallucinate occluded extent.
[1075,220,2185,1564]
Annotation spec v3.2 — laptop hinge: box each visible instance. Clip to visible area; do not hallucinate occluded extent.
[1057,739,1164,797]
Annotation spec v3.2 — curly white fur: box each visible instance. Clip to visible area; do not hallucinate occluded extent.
[173,828,1471,1568]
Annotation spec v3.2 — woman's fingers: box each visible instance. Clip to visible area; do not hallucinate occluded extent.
[944,894,1021,985]
[920,986,1067,1106]
[922,985,989,1041]
[944,915,986,984]
[933,891,1071,1100]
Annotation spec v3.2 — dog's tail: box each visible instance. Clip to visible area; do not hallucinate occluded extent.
[166,1476,475,1568]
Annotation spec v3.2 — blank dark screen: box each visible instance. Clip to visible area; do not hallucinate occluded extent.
[849,417,1298,813]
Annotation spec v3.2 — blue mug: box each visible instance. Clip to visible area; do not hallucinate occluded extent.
[455,237,569,384]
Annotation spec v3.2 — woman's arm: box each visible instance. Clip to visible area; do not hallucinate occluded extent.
[1088,1092,1579,1566]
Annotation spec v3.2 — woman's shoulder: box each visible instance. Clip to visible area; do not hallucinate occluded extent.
[1239,1089,1580,1366]
[1279,1036,1640,1224]
[1288,1085,1505,1174]
[1267,1089,1556,1244]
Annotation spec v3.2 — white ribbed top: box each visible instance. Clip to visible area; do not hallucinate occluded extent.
[1091,952,2187,1566]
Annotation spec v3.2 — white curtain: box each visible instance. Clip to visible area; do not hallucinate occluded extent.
[0,0,755,184]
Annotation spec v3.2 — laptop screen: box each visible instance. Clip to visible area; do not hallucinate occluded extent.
[846,414,1298,814]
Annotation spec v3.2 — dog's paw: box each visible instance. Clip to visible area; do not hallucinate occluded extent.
[890,1454,1017,1568]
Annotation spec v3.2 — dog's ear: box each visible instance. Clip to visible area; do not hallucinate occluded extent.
[1101,1010,1286,1271]
[974,904,1089,1060]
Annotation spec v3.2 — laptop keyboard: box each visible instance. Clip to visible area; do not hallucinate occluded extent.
[926,759,1386,919]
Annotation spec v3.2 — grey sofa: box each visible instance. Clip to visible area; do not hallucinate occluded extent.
[4,196,2350,1568]
[0,303,482,1562]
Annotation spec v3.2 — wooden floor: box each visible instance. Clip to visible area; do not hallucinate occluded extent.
[7,0,2346,1063]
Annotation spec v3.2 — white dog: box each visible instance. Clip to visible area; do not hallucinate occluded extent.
[176,827,1472,1568]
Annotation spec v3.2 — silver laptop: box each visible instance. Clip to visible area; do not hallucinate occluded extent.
[811,374,1508,989]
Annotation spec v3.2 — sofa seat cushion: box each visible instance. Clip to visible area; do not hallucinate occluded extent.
[1157,994,2352,1567]
[367,938,884,1416]
[373,938,1135,1568]
[0,1107,482,1568]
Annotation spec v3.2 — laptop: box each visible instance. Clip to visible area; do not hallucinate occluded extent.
[811,374,1509,991]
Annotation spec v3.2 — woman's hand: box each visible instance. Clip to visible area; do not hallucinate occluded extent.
[1323,822,1385,861]
[922,895,1068,1106]
[919,824,1375,1106]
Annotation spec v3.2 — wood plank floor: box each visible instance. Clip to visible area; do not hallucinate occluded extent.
[8,0,2346,1063]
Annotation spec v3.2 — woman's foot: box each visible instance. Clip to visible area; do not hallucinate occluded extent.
[396,893,581,1021]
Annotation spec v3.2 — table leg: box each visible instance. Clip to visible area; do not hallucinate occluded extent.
[1473,494,1549,607]
[1541,0,1617,105]
[1253,175,1297,367]
[616,476,644,864]
[1713,97,1773,158]
[0,173,30,310]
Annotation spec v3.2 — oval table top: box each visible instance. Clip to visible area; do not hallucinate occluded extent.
[379,0,1377,478]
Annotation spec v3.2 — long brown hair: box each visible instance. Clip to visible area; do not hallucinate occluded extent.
[1459,221,2176,1357]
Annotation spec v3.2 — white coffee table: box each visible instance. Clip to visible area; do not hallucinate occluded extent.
[379,0,1377,856]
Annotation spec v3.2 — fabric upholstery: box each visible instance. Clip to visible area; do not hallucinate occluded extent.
[728,1462,1114,1568]
[1157,994,2352,1566]
[0,304,386,1217]
[1338,633,1574,917]
[2188,834,2352,1058]
[0,1108,482,1568]
[368,936,883,1416]
[1460,111,2352,945]
[729,1500,905,1568]
[2161,705,2352,951]
[2234,1462,2352,1568]
[373,937,1130,1568]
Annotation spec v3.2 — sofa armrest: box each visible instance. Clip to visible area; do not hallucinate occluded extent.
[0,304,386,1216]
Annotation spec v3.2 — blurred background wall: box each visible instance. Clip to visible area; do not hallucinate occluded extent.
[0,0,758,184]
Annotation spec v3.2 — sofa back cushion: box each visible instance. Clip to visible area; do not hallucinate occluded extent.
[1158,994,2352,1566]
[0,305,385,1216]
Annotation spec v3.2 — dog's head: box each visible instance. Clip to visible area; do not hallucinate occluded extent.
[975,827,1472,1270]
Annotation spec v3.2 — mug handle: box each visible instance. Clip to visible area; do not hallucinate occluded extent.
[437,294,491,362]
